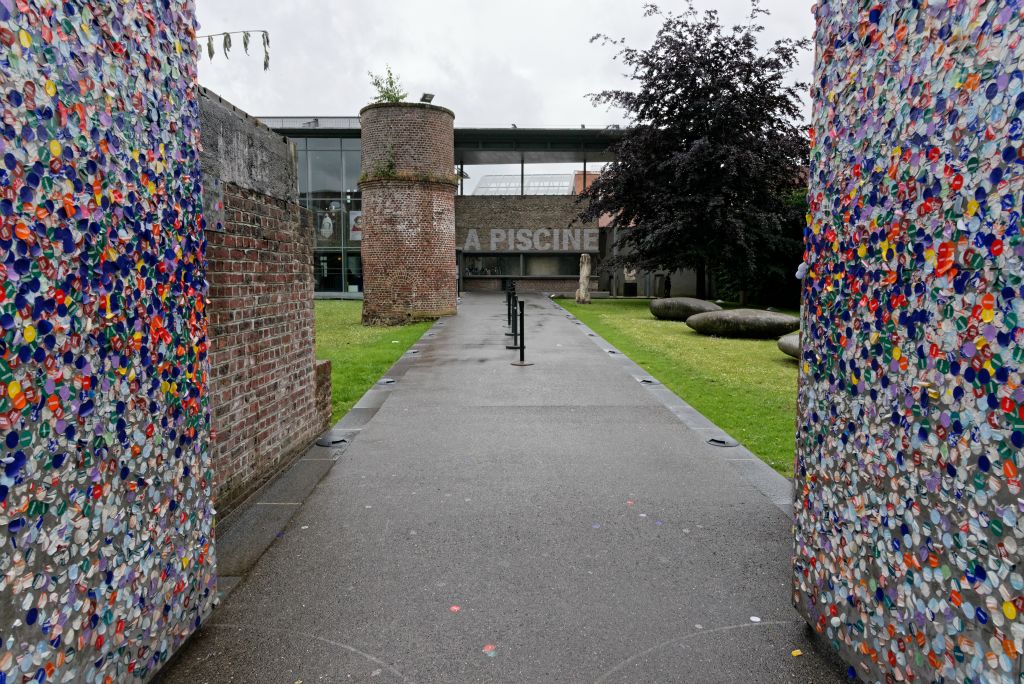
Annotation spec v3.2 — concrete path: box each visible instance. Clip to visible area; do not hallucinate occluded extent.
[159,293,846,683]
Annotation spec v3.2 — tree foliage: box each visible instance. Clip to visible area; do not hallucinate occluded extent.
[369,65,408,104]
[578,3,808,301]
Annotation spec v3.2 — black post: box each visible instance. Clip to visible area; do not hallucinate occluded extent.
[511,299,533,366]
[504,290,514,336]
[519,300,526,363]
[506,294,519,349]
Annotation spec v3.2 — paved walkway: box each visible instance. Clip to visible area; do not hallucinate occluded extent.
[159,293,845,683]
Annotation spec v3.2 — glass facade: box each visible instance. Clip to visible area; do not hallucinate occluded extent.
[292,136,363,293]
[462,254,582,280]
[464,254,522,277]
[284,132,597,293]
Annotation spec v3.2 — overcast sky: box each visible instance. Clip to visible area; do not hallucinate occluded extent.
[196,0,815,188]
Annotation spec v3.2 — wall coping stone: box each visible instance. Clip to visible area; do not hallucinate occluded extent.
[359,101,456,119]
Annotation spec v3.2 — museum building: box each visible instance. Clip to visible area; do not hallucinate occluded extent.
[260,113,694,298]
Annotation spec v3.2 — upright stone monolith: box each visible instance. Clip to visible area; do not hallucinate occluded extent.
[576,253,592,304]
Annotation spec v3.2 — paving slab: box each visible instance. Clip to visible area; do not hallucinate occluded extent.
[157,293,845,684]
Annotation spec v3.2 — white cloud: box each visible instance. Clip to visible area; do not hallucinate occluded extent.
[195,1,813,190]
[196,0,814,126]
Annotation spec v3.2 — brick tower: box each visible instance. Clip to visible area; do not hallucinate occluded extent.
[359,102,458,325]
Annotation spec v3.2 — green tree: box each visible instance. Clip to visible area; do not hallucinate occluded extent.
[579,3,808,301]
[369,65,408,104]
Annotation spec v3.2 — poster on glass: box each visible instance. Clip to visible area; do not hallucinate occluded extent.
[349,210,362,242]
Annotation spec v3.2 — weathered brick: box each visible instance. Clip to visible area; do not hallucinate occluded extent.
[204,183,333,514]
[359,104,458,325]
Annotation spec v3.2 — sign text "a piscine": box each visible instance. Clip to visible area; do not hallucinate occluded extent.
[463,228,600,253]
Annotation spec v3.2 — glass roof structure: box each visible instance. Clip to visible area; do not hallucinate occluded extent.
[260,116,361,130]
[473,174,574,196]
[259,117,623,165]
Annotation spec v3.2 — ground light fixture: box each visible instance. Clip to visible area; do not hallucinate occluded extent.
[420,93,434,103]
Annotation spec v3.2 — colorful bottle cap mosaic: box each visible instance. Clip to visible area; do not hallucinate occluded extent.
[0,1,214,681]
[796,1,1024,682]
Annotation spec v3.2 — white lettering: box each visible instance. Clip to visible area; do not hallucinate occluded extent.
[535,229,552,251]
[490,229,507,251]
[516,229,532,251]
[564,229,581,252]
[475,227,603,252]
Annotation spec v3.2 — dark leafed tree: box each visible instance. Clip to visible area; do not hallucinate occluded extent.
[579,3,808,302]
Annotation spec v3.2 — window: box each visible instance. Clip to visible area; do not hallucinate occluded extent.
[343,149,361,194]
[306,137,342,150]
[315,252,346,292]
[344,253,363,293]
[524,254,580,277]
[310,199,345,249]
[464,254,521,276]
[308,150,343,198]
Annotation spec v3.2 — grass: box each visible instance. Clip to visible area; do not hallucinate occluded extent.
[558,298,799,476]
[315,301,432,423]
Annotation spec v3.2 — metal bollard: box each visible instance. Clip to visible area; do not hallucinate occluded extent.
[505,289,514,335]
[505,294,519,349]
[511,299,533,367]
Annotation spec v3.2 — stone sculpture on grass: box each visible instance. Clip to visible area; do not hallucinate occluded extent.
[649,297,721,321]
[777,332,800,359]
[576,254,592,304]
[686,309,800,339]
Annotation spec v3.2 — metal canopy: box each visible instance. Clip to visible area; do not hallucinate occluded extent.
[454,128,621,165]
[261,118,624,165]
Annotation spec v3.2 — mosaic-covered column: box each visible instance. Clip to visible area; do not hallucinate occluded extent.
[795,2,1024,682]
[0,2,214,680]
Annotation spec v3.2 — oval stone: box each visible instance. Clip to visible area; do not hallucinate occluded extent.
[649,297,722,321]
[686,309,801,339]
[778,332,801,359]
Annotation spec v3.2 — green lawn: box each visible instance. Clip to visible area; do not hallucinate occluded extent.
[558,298,799,476]
[315,301,432,423]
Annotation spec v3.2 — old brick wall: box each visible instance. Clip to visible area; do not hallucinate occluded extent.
[360,180,457,322]
[200,90,332,514]
[360,103,458,324]
[455,196,598,244]
[360,103,456,179]
[315,360,332,425]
